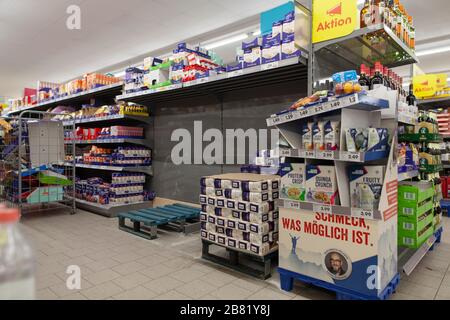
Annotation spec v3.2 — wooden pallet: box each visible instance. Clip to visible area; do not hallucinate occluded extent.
[201,239,278,280]
[118,204,200,240]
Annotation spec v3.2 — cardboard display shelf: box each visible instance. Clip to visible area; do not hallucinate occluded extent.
[266,94,389,127]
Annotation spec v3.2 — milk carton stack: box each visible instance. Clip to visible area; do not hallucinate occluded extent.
[199,173,280,256]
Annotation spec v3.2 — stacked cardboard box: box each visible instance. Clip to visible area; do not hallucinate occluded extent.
[398,181,435,249]
[199,173,280,256]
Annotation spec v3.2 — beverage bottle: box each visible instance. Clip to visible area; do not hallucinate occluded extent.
[409,17,415,49]
[360,0,372,28]
[0,208,35,300]
[359,64,370,91]
[370,62,384,89]
[375,0,386,24]
[383,66,391,88]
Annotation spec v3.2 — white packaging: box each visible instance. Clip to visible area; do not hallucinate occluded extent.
[349,165,385,210]
[227,237,237,248]
[227,218,237,229]
[249,202,270,214]
[214,179,232,189]
[249,222,270,234]
[237,221,249,232]
[242,212,269,224]
[216,217,226,227]
[215,197,226,208]
[241,180,269,192]
[250,243,271,256]
[238,240,250,251]
[226,199,236,209]
[216,235,227,246]
[312,121,325,151]
[200,230,208,239]
[324,120,340,151]
[224,189,242,200]
[302,122,314,150]
[242,192,269,203]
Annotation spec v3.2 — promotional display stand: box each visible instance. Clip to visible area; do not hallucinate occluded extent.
[265,0,420,300]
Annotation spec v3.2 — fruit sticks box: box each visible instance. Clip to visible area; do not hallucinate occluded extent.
[280,163,305,201]
[349,165,385,210]
[305,165,339,205]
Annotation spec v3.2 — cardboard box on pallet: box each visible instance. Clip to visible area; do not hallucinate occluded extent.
[200,173,280,256]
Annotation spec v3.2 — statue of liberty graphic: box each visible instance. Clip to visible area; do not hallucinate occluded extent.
[290,234,300,254]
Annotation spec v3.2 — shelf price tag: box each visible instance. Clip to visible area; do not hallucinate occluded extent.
[316,150,334,160]
[341,151,362,162]
[342,94,358,107]
[282,112,296,123]
[268,116,281,126]
[304,150,315,158]
[261,61,279,71]
[280,149,291,157]
[297,108,309,118]
[287,200,301,210]
[227,70,244,78]
[351,208,374,220]
[313,204,332,215]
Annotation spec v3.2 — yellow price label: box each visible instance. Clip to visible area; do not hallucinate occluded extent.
[312,0,357,43]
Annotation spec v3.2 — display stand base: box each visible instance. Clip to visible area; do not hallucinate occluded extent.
[440,199,450,217]
[201,240,278,280]
[118,204,200,240]
[278,268,400,300]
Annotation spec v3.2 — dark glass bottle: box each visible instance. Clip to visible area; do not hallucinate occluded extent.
[370,62,384,89]
[359,64,370,90]
[383,66,391,88]
[406,84,416,106]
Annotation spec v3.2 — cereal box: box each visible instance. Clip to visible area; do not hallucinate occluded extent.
[305,165,339,205]
[280,163,305,201]
[348,165,385,210]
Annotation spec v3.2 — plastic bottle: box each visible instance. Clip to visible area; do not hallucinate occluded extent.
[0,208,35,300]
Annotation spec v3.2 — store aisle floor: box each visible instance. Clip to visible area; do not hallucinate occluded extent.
[20,210,450,300]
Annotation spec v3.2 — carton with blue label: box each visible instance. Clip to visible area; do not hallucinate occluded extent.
[349,166,385,210]
[305,165,339,205]
[280,163,305,201]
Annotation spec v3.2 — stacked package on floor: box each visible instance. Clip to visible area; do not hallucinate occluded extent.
[199,173,280,256]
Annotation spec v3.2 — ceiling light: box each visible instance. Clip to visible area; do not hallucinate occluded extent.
[416,46,450,57]
[204,34,249,50]
[113,71,125,78]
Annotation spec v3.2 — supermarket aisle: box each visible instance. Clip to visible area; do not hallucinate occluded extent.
[21,210,450,300]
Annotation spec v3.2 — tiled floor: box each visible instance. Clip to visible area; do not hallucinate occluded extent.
[21,209,450,300]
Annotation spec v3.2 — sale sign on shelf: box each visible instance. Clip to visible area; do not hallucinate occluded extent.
[413,74,438,98]
[312,0,357,43]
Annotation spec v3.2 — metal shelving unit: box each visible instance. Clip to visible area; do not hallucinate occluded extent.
[65,138,151,147]
[68,163,153,175]
[6,82,124,116]
[266,93,389,127]
[117,56,308,105]
[313,23,418,79]
[418,96,450,109]
[69,197,153,217]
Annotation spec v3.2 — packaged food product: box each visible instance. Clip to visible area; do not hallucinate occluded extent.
[280,163,305,201]
[349,165,385,210]
[305,165,339,205]
[312,121,325,151]
[324,120,341,151]
[302,122,314,150]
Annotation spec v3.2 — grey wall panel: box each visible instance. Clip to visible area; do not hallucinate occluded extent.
[151,81,308,203]
[152,96,223,203]
[221,80,307,164]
